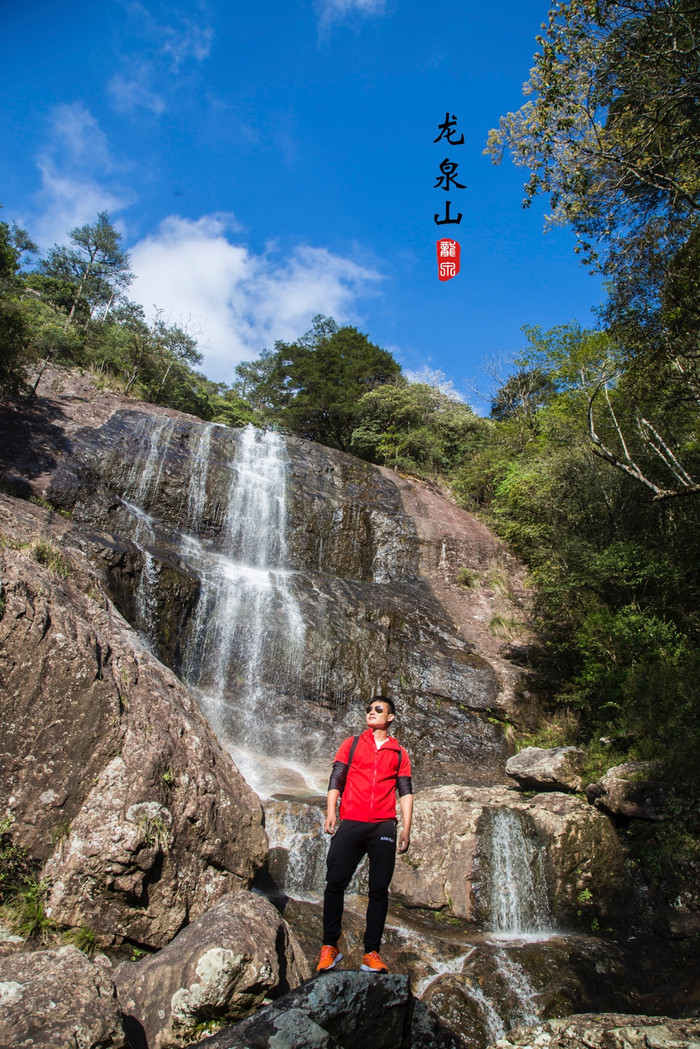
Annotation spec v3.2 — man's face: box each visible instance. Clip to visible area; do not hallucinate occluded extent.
[365,701,395,731]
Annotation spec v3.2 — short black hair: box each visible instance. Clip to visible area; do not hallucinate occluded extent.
[368,694,395,715]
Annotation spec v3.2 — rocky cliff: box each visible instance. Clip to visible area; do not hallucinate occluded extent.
[0,367,696,1048]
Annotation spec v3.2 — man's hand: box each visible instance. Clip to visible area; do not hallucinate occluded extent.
[398,793,413,853]
[324,789,340,835]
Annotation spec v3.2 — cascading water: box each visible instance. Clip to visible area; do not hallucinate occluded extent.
[181,426,306,767]
[108,419,310,793]
[486,807,551,937]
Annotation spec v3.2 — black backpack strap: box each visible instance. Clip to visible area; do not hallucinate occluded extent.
[346,735,360,773]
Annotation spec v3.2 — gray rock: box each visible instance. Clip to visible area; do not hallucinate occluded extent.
[184,971,466,1049]
[506,747,586,793]
[0,944,127,1049]
[0,498,268,948]
[113,890,310,1049]
[488,1013,700,1049]
[391,785,628,927]
[586,762,666,821]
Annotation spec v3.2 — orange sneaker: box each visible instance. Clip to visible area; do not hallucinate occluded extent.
[316,945,343,972]
[361,951,389,973]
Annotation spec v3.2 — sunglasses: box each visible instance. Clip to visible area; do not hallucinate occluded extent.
[366,704,387,714]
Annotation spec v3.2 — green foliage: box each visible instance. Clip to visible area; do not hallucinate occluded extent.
[0,816,35,904]
[488,2,700,500]
[38,210,133,328]
[63,925,98,957]
[515,710,581,753]
[234,315,402,450]
[488,613,518,639]
[487,0,700,273]
[27,538,70,577]
[0,219,37,393]
[0,818,56,943]
[455,567,480,590]
[455,320,700,796]
[1,878,58,942]
[138,815,172,852]
[349,381,487,476]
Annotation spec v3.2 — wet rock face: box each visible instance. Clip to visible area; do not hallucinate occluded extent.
[422,938,638,1049]
[0,945,127,1049]
[41,411,527,787]
[0,497,267,948]
[488,1013,700,1049]
[114,891,311,1049]
[391,786,628,928]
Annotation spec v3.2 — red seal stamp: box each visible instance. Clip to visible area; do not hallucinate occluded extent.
[436,238,460,281]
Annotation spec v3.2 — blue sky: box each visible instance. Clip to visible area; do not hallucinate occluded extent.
[3,0,603,404]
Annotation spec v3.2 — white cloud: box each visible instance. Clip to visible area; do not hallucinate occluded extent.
[107,70,166,115]
[161,21,214,69]
[107,9,214,114]
[32,104,133,247]
[316,0,387,30]
[129,214,383,382]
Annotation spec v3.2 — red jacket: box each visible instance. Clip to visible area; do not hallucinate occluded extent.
[331,729,412,822]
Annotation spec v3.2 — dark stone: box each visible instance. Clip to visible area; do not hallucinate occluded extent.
[585,763,666,821]
[184,971,467,1049]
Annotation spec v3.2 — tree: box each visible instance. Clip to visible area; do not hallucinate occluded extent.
[39,211,133,328]
[490,366,556,422]
[487,0,700,271]
[350,382,485,475]
[234,316,402,449]
[0,221,35,393]
[488,0,700,499]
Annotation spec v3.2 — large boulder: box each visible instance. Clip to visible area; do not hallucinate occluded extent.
[114,891,311,1049]
[0,945,127,1049]
[585,762,666,821]
[0,497,267,948]
[506,747,586,793]
[391,786,628,927]
[183,971,466,1049]
[487,1013,700,1049]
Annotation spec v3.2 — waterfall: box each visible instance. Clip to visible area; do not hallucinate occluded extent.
[486,808,551,937]
[125,416,176,512]
[264,801,327,900]
[180,425,306,764]
[105,419,308,784]
[493,951,540,1027]
[186,422,215,530]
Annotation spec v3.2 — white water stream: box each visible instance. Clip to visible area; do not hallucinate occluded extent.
[487,807,551,937]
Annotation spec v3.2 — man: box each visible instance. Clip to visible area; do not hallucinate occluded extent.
[316,695,413,974]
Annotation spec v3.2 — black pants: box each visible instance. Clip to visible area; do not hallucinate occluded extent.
[323,819,397,953]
